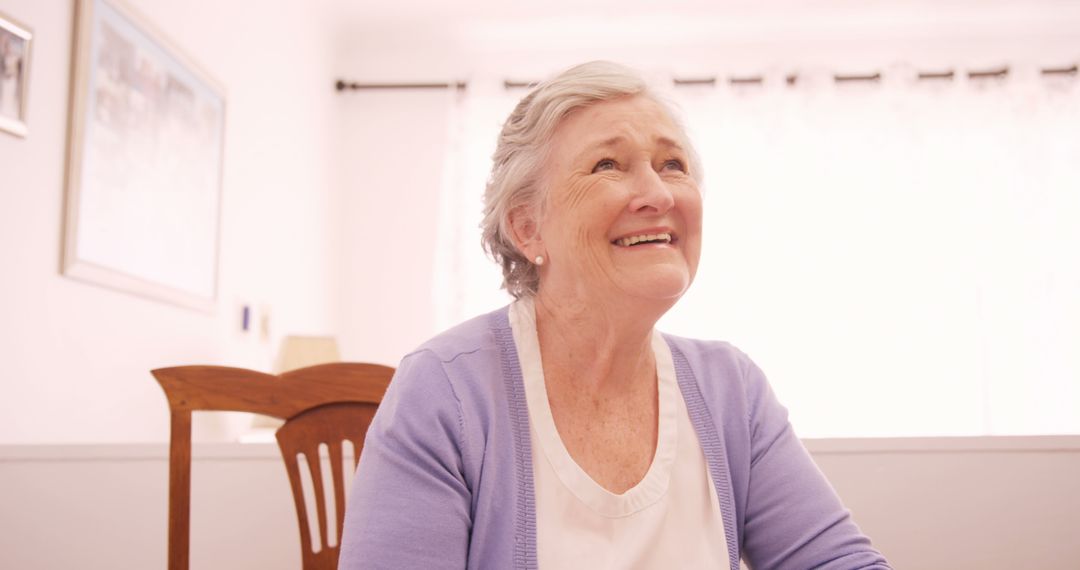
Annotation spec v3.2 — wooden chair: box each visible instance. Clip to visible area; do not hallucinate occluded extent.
[152,362,394,570]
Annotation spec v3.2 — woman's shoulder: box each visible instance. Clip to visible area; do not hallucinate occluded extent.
[407,306,508,363]
[660,332,755,375]
[392,306,512,405]
[659,332,772,405]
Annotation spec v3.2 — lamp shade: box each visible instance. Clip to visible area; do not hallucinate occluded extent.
[274,335,341,373]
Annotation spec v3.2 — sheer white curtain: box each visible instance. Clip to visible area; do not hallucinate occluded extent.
[432,80,517,332]
[433,67,1080,437]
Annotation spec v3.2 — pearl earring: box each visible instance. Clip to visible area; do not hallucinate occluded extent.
[534,255,545,266]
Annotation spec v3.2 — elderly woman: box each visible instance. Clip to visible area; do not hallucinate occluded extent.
[340,61,889,569]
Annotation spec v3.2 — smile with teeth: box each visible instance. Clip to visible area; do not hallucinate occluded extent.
[613,232,673,247]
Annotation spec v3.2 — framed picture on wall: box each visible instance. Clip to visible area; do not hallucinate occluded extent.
[0,10,32,137]
[62,0,226,311]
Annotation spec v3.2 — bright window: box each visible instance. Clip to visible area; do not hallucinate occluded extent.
[434,68,1080,437]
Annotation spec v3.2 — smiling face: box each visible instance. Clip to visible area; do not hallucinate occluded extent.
[520,95,703,307]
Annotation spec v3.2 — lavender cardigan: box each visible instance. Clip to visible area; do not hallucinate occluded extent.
[339,307,889,569]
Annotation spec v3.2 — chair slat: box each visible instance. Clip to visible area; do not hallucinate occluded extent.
[326,439,347,547]
[276,402,379,569]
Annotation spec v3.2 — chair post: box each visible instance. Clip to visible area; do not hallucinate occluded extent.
[168,409,192,570]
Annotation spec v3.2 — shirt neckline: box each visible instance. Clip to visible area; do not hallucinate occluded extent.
[509,297,679,518]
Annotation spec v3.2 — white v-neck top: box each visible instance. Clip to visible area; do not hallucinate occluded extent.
[509,298,729,569]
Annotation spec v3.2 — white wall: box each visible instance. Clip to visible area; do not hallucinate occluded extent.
[335,89,452,365]
[0,0,341,444]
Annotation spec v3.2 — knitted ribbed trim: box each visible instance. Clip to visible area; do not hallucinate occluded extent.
[667,337,740,570]
[490,309,538,570]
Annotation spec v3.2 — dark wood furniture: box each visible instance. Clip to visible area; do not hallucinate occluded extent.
[153,362,394,570]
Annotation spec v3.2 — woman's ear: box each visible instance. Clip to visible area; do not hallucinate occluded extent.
[508,205,542,259]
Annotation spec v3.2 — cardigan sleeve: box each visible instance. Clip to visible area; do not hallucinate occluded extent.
[339,349,472,569]
[738,357,891,570]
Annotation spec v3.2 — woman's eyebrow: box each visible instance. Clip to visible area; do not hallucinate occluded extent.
[584,135,684,152]
[655,136,685,152]
[588,135,627,150]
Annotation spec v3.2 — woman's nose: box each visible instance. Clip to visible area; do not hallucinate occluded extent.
[628,166,675,214]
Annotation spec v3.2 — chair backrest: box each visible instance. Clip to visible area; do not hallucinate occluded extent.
[152,362,394,570]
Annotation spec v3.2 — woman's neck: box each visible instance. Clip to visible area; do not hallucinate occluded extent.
[531,288,668,396]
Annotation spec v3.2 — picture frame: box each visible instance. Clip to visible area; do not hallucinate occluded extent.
[0,10,32,137]
[63,0,226,312]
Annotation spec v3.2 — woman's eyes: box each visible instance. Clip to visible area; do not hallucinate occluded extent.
[592,158,617,173]
[662,159,687,173]
[589,157,687,173]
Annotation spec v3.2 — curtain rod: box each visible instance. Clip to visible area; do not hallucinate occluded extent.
[334,64,1078,92]
[334,80,467,91]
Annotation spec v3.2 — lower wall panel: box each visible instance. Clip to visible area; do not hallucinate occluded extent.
[1,437,1077,569]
